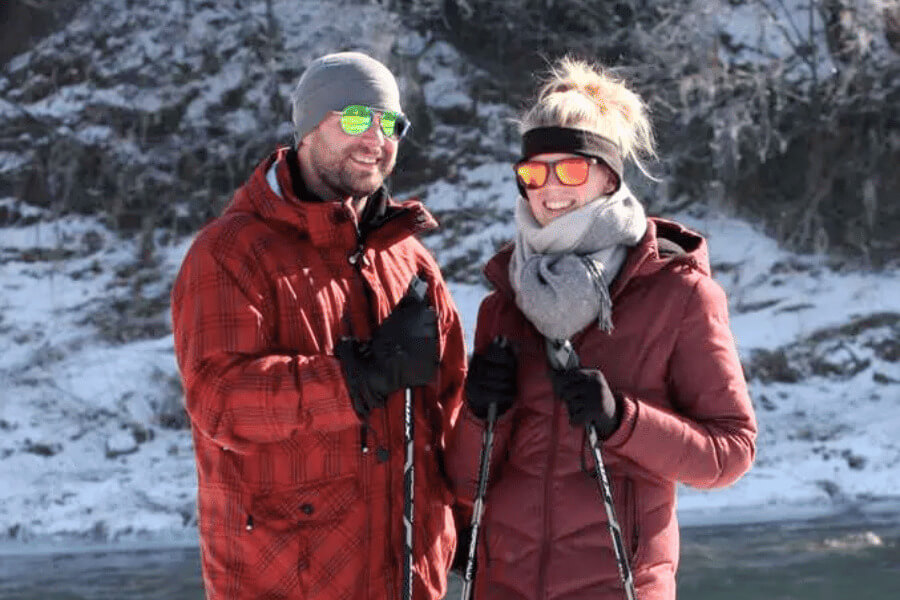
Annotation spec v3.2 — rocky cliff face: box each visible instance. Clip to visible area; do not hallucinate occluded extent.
[0,1,517,239]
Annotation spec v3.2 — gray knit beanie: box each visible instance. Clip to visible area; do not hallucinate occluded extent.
[291,52,403,144]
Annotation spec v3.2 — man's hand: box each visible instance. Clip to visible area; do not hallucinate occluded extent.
[336,294,439,418]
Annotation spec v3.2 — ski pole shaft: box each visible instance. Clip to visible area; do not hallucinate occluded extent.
[587,423,636,600]
[402,273,428,600]
[460,400,498,600]
[547,339,637,600]
[402,386,414,600]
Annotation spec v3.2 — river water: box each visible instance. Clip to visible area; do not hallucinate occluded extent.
[1,516,897,599]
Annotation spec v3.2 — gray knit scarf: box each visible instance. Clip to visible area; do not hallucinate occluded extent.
[509,184,647,341]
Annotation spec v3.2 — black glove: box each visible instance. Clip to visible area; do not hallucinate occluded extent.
[465,337,517,420]
[336,294,439,418]
[550,367,621,439]
[451,524,473,575]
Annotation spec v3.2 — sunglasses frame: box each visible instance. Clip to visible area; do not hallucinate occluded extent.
[337,104,410,139]
[514,156,600,189]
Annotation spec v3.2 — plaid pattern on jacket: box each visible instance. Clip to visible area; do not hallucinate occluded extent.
[171,147,467,599]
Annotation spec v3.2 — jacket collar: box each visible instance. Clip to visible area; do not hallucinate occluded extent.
[222,147,438,250]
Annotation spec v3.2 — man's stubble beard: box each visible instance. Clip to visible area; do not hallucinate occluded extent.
[316,148,393,200]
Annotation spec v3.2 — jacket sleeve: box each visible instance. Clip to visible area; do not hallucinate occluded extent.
[604,274,757,488]
[445,292,517,520]
[170,241,359,454]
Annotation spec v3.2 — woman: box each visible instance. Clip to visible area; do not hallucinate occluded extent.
[446,57,757,600]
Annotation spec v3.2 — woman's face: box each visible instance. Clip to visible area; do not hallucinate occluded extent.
[523,153,617,227]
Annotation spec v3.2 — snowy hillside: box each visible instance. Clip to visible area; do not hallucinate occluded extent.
[1,0,898,551]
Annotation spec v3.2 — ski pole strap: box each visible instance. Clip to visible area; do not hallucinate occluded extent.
[546,338,579,370]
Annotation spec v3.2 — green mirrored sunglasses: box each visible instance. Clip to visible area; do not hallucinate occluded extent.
[338,105,410,139]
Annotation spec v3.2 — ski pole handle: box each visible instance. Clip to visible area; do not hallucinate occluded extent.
[547,338,579,370]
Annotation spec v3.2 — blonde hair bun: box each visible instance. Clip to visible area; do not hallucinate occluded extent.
[520,56,656,179]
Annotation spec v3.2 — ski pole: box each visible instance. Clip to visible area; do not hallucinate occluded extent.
[402,274,428,600]
[402,385,415,600]
[459,400,496,600]
[547,339,636,600]
[459,337,508,600]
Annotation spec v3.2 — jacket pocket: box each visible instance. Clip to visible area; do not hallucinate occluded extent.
[250,473,360,532]
[245,474,363,595]
[621,477,642,566]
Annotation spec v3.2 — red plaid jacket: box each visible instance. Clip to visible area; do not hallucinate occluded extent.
[171,148,467,599]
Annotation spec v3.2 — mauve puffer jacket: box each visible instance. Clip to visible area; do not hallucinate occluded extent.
[447,217,757,600]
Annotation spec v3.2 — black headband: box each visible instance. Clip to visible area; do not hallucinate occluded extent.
[520,127,623,183]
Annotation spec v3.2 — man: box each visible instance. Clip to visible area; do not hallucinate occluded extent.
[171,51,467,600]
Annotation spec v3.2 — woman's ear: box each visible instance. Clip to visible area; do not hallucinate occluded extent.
[602,163,619,195]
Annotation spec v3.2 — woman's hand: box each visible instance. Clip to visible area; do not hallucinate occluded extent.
[551,367,621,439]
[465,337,517,420]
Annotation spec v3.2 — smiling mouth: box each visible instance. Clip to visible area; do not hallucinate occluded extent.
[543,199,576,212]
[350,154,380,166]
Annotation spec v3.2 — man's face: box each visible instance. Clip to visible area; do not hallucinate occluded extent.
[300,110,399,200]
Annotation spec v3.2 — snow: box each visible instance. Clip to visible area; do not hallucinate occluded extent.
[25,83,91,120]
[716,0,836,76]
[0,151,29,174]
[184,60,245,123]
[0,99,24,120]
[421,42,474,111]
[446,282,488,353]
[75,125,115,145]
[676,212,900,352]
[105,430,139,457]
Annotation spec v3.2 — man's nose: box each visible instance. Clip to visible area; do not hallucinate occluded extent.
[360,119,385,145]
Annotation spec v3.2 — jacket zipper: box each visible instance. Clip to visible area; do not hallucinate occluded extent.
[536,395,561,599]
[347,204,419,600]
[348,235,372,457]
[346,220,376,600]
[347,226,399,600]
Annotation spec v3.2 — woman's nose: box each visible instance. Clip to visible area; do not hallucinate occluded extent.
[541,173,565,190]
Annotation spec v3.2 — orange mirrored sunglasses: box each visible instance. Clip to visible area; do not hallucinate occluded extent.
[514,156,599,189]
